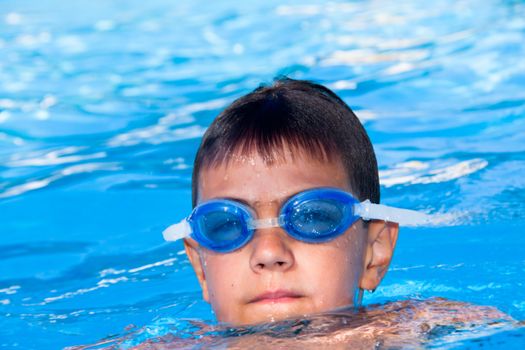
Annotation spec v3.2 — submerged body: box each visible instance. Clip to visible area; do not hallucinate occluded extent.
[123,298,519,349]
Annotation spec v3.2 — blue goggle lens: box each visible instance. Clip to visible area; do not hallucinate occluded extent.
[190,199,254,252]
[288,199,345,239]
[197,211,243,243]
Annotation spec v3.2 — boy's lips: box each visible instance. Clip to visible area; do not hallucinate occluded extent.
[248,290,304,304]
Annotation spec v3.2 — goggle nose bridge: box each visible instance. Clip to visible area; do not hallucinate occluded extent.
[246,215,286,230]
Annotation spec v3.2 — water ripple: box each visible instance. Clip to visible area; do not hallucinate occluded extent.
[380,158,489,187]
[1,0,524,348]
[0,162,121,198]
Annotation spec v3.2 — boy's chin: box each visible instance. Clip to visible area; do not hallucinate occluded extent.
[223,299,320,326]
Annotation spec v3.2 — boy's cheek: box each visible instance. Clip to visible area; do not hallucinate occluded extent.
[200,254,245,299]
[202,259,251,323]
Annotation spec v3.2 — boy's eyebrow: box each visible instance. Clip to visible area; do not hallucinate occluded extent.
[219,192,297,209]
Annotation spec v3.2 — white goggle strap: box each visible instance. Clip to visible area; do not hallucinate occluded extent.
[354,200,432,227]
[163,219,192,241]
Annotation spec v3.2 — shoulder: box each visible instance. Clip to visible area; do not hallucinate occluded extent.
[328,298,516,347]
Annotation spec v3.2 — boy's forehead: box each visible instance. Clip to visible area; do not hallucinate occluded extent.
[197,151,352,205]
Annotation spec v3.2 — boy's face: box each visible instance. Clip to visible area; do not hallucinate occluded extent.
[185,149,398,325]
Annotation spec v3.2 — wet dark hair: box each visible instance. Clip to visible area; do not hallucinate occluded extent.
[191,77,379,207]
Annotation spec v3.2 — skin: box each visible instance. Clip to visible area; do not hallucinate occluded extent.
[184,149,399,325]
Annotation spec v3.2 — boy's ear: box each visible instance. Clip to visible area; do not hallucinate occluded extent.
[183,238,209,302]
[359,221,399,291]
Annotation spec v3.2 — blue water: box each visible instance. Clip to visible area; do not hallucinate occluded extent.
[1,0,524,348]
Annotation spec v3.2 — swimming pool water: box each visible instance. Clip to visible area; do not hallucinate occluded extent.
[0,0,524,348]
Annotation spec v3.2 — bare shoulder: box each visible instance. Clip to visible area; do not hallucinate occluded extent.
[325,297,517,347]
[407,297,514,324]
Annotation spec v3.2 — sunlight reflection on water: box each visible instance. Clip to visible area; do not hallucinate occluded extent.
[0,0,524,348]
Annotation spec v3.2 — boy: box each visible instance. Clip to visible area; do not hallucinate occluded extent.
[162,77,430,326]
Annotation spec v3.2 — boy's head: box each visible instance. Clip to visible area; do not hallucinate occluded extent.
[184,78,398,325]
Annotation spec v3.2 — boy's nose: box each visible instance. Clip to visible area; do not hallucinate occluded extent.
[249,228,295,273]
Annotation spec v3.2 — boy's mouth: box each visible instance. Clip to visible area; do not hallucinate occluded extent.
[248,290,304,304]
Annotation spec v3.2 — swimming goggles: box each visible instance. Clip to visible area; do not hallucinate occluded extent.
[163,187,431,253]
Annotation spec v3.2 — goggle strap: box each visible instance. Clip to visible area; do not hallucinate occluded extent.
[162,220,192,241]
[354,200,432,226]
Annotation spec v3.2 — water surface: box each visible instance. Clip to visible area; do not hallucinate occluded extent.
[1,0,524,348]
